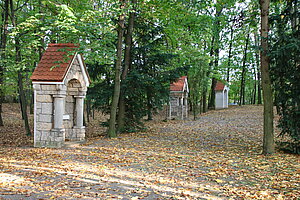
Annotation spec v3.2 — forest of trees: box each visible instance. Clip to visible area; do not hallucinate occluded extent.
[0,0,299,153]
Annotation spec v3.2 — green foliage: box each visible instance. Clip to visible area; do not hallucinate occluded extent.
[120,17,186,132]
[270,0,300,153]
[270,33,300,142]
[188,53,210,117]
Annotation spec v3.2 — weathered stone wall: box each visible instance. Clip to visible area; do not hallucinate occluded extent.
[168,92,188,120]
[34,84,66,148]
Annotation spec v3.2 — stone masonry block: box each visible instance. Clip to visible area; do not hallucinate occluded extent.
[41,85,56,91]
[39,90,57,95]
[48,134,55,142]
[73,59,79,65]
[41,103,52,114]
[33,84,41,91]
[65,96,74,103]
[65,103,74,114]
[37,122,52,131]
[56,85,67,92]
[63,122,72,129]
[37,108,41,115]
[37,114,52,123]
[41,131,49,141]
[37,94,52,103]
[77,134,85,139]
[72,82,81,88]
[68,91,78,96]
[34,141,44,147]
[68,87,79,92]
[36,102,42,109]
[55,137,64,142]
[35,130,42,141]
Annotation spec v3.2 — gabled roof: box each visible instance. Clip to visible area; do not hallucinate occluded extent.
[215,81,227,91]
[170,76,188,92]
[31,43,78,82]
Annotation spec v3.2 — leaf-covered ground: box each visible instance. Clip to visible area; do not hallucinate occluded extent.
[0,105,299,199]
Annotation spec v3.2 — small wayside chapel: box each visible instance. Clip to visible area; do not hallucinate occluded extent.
[215,81,229,109]
[168,76,189,120]
[30,43,90,148]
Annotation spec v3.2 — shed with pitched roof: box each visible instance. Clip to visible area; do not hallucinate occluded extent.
[215,81,229,109]
[30,43,90,148]
[168,76,189,119]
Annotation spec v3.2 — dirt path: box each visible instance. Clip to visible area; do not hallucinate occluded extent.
[0,105,299,199]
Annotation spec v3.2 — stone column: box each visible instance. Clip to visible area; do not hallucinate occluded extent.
[72,95,85,141]
[32,84,40,147]
[53,94,65,129]
[169,101,172,120]
[48,94,66,148]
[184,96,188,118]
[75,95,85,127]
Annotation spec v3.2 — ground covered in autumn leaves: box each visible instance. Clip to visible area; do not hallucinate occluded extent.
[0,105,299,199]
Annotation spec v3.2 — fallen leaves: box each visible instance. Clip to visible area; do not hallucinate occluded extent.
[0,105,299,199]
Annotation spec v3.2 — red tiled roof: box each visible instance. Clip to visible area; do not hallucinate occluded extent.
[170,76,187,91]
[215,81,226,91]
[31,43,78,82]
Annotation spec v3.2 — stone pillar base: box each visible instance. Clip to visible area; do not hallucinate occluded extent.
[48,128,65,148]
[69,126,85,141]
[34,129,65,148]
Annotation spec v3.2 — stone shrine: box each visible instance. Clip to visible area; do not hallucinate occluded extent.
[168,76,189,119]
[30,43,90,148]
[215,81,229,109]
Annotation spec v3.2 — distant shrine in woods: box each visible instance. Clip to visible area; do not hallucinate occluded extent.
[168,76,189,119]
[31,43,90,148]
[215,81,229,109]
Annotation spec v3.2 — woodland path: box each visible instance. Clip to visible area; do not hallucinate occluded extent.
[0,105,299,200]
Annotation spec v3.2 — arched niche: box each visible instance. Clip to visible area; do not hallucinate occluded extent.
[64,79,85,141]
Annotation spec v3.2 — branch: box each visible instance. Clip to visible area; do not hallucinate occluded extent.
[14,0,29,12]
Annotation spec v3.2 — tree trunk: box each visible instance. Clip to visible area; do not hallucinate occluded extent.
[252,67,257,105]
[227,25,234,82]
[260,0,275,155]
[30,90,34,114]
[208,3,222,110]
[146,91,153,121]
[17,46,31,136]
[86,99,91,123]
[202,90,207,113]
[203,33,215,113]
[199,96,202,114]
[9,0,31,136]
[0,0,9,126]
[11,3,32,136]
[255,33,262,104]
[107,0,125,138]
[208,77,217,109]
[239,33,250,106]
[117,0,136,132]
